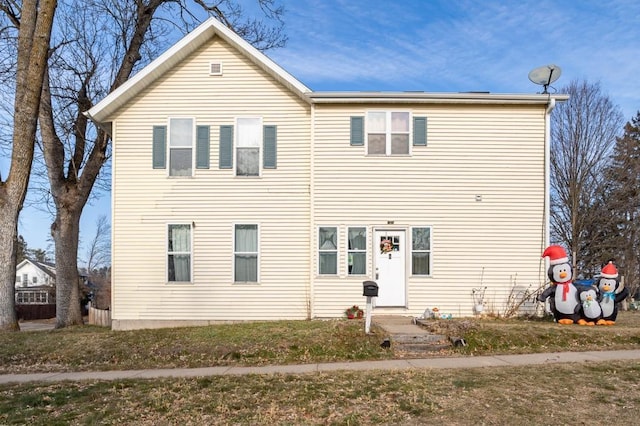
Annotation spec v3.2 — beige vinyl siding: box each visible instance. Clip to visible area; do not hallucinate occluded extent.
[110,35,311,326]
[312,103,547,318]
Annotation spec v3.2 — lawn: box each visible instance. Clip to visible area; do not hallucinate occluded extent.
[1,312,640,424]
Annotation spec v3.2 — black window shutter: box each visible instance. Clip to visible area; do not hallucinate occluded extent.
[219,125,234,169]
[263,125,277,169]
[350,116,364,146]
[196,125,210,169]
[152,126,166,169]
[413,117,427,146]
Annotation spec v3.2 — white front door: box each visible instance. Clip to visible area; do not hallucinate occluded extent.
[374,229,406,307]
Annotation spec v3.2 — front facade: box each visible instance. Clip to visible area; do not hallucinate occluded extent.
[88,18,567,330]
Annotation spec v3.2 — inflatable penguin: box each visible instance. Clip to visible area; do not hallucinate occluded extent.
[577,285,602,326]
[538,245,580,324]
[598,261,628,325]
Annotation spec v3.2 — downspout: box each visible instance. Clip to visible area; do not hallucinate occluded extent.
[309,102,316,319]
[544,97,556,249]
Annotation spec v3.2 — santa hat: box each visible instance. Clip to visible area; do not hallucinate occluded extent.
[601,261,618,279]
[542,245,569,265]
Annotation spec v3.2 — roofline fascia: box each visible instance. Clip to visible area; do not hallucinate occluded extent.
[307,92,570,105]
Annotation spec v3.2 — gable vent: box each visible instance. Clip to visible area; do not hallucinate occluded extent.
[209,61,223,76]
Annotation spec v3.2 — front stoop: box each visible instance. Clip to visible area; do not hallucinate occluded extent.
[373,315,452,354]
[390,333,451,353]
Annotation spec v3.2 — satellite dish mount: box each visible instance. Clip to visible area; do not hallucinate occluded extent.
[528,64,562,94]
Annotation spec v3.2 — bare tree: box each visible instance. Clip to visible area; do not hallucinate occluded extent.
[37,0,286,328]
[0,0,57,331]
[550,80,624,277]
[83,215,111,274]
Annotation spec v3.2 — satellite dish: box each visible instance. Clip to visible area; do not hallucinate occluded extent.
[528,64,561,94]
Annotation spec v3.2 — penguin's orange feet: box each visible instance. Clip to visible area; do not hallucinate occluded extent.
[596,319,607,325]
[606,320,616,326]
[558,319,574,325]
[577,319,588,325]
[586,321,595,326]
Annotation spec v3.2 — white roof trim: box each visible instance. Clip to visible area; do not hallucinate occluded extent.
[309,92,570,105]
[86,17,312,123]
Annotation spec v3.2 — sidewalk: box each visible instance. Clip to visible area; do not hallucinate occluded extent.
[2,349,640,385]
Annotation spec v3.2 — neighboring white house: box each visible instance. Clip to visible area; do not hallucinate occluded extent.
[87,17,568,330]
[15,259,56,305]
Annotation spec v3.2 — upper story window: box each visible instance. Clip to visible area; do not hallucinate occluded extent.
[367,111,410,155]
[236,117,262,176]
[169,117,194,176]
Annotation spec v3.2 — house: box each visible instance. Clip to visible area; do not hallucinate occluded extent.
[87,18,568,330]
[15,259,56,319]
[15,259,92,320]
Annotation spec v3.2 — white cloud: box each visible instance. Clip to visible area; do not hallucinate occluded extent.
[273,0,639,119]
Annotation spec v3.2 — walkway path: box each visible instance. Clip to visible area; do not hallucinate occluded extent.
[2,349,640,385]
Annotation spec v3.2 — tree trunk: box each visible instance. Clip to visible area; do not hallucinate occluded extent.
[0,0,57,332]
[52,212,83,328]
[0,222,20,331]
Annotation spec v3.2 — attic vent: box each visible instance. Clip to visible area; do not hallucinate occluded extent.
[209,61,222,76]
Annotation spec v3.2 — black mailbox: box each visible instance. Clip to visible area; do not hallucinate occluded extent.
[363,281,378,297]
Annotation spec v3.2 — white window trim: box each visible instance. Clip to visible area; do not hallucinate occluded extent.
[167,117,196,177]
[346,226,367,276]
[166,222,193,284]
[318,225,339,276]
[233,223,260,284]
[410,225,433,277]
[234,116,263,177]
[365,110,413,156]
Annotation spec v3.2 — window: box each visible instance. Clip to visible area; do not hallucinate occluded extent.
[348,227,367,275]
[32,276,38,284]
[319,227,338,275]
[22,274,28,286]
[168,224,191,282]
[236,117,261,176]
[169,117,194,176]
[411,227,432,275]
[15,276,20,283]
[234,224,258,282]
[367,111,410,155]
[16,290,52,304]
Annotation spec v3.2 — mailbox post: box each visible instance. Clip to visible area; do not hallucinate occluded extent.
[362,281,378,334]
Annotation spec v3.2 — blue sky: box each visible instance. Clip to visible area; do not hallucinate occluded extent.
[10,0,640,259]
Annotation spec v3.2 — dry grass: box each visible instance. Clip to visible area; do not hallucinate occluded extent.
[2,312,640,424]
[1,362,640,425]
